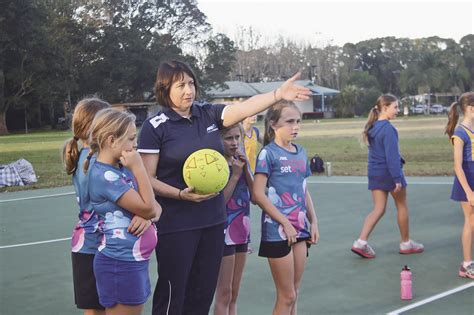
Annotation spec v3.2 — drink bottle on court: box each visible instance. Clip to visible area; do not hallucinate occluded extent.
[326,162,332,177]
[400,265,412,300]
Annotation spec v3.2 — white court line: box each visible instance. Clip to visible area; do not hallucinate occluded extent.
[0,237,71,249]
[0,192,75,203]
[307,180,451,185]
[386,282,474,314]
[0,181,450,203]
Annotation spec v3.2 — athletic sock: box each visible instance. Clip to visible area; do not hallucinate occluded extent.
[357,239,367,246]
[463,261,473,268]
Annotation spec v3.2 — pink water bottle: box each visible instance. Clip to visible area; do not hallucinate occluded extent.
[400,265,412,300]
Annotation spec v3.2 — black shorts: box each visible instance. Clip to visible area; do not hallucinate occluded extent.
[71,252,104,310]
[258,238,310,258]
[223,243,248,257]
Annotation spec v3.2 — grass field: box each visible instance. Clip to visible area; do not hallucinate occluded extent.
[0,116,453,192]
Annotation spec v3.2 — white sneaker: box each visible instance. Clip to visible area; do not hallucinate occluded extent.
[351,240,375,258]
[399,239,424,254]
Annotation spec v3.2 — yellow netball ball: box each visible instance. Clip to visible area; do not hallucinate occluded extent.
[182,149,230,194]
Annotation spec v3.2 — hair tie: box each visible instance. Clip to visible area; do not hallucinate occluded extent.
[73,136,79,141]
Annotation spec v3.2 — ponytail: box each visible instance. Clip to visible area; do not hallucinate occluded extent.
[61,97,110,175]
[362,107,379,145]
[62,137,80,175]
[444,101,460,138]
[83,149,95,173]
[363,94,398,145]
[263,116,275,146]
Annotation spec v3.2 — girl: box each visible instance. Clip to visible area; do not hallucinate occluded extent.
[445,92,474,279]
[253,101,319,315]
[351,94,424,259]
[243,115,262,173]
[62,98,109,315]
[214,124,254,315]
[86,108,161,315]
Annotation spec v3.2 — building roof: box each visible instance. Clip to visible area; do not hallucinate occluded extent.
[206,81,259,98]
[207,80,340,99]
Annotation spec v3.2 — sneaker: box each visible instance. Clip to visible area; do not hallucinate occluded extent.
[459,263,474,279]
[399,240,424,254]
[351,240,375,259]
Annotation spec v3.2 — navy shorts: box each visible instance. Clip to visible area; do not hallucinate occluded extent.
[93,252,151,308]
[368,174,407,191]
[451,170,474,201]
[223,243,248,256]
[258,237,310,258]
[71,252,104,310]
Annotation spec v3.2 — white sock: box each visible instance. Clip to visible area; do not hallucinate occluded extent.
[401,240,411,246]
[357,239,367,246]
[463,261,473,268]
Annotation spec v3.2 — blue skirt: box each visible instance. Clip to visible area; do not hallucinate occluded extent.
[451,169,474,202]
[368,174,407,191]
[93,252,151,308]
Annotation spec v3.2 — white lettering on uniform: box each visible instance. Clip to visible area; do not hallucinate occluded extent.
[206,124,218,133]
[150,113,169,128]
[280,165,292,173]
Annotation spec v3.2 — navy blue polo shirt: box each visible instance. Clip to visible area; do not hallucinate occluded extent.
[138,102,228,234]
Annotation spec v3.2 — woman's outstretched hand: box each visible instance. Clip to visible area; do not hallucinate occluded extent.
[277,72,312,102]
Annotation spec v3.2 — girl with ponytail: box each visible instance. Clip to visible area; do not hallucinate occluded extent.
[62,98,110,314]
[445,92,474,279]
[351,94,424,259]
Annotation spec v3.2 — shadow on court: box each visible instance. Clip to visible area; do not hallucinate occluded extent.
[0,176,472,314]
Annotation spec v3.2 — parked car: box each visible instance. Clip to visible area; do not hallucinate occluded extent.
[430,104,447,114]
[413,104,428,114]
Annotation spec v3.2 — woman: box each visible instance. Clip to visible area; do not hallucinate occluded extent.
[138,60,310,315]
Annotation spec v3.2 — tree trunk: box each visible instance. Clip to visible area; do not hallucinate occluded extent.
[0,68,8,135]
[0,111,7,135]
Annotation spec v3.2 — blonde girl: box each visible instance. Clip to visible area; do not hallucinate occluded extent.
[253,101,319,315]
[214,124,254,315]
[445,92,474,279]
[86,108,161,315]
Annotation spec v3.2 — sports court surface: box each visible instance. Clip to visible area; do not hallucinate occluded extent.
[1,176,473,314]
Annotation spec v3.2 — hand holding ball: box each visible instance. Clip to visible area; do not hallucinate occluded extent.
[183,149,229,194]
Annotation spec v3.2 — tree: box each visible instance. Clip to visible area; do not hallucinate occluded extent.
[0,0,48,134]
[334,85,360,118]
[460,34,474,91]
[199,33,236,95]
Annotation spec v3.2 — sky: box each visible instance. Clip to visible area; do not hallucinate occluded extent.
[197,0,474,47]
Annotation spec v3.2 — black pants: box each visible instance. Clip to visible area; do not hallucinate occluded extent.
[152,223,225,315]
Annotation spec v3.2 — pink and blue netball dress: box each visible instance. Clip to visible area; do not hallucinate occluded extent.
[451,124,474,201]
[71,148,101,254]
[225,165,252,246]
[89,161,158,307]
[255,142,312,242]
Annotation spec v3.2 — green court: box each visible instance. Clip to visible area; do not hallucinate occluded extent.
[1,176,472,314]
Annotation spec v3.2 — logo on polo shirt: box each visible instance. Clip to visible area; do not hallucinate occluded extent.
[279,156,288,161]
[150,113,169,128]
[206,124,218,133]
